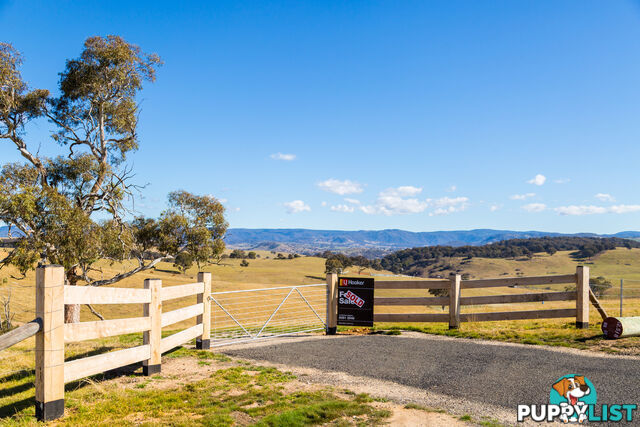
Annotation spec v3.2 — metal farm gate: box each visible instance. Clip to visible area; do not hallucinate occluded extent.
[208,284,327,347]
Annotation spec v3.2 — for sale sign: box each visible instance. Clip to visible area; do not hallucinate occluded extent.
[337,277,374,327]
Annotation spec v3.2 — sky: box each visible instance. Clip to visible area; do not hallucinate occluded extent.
[1,0,640,234]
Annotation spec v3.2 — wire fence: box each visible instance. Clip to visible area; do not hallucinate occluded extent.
[0,280,37,397]
[209,284,327,347]
[594,278,640,317]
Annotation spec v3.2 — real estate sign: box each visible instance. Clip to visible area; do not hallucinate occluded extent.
[337,277,374,326]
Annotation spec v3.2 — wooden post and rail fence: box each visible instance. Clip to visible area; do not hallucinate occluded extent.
[0,264,611,422]
[0,265,213,421]
[326,265,608,333]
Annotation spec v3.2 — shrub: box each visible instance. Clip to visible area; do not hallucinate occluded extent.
[229,249,246,259]
[590,276,612,297]
[174,252,194,274]
[240,259,249,267]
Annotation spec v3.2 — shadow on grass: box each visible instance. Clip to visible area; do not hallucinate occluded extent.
[0,380,34,401]
[65,362,143,392]
[0,369,33,384]
[0,395,34,419]
[152,268,181,275]
[305,275,325,281]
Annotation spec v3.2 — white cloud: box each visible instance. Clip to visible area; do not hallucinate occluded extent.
[270,153,296,161]
[321,201,327,207]
[393,186,423,197]
[522,203,547,212]
[330,204,355,213]
[527,174,547,186]
[447,185,457,192]
[610,205,640,214]
[358,188,469,216]
[430,196,469,208]
[595,193,615,202]
[510,193,536,200]
[359,205,378,215]
[284,200,311,214]
[555,204,640,215]
[554,178,571,184]
[555,205,607,215]
[428,197,469,216]
[360,186,428,215]
[317,179,364,195]
[375,190,428,215]
[344,198,361,205]
[490,205,501,212]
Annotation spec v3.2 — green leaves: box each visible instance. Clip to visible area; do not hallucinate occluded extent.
[0,37,226,292]
[51,35,162,165]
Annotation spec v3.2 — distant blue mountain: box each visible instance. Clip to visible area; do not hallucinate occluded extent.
[3,225,639,255]
[225,228,640,254]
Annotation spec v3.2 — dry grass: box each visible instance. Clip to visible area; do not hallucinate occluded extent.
[1,247,640,423]
[0,342,393,426]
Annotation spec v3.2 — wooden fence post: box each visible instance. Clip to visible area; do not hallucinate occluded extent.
[196,272,211,349]
[326,273,338,335]
[449,274,461,329]
[576,266,589,329]
[35,265,65,421]
[143,279,162,375]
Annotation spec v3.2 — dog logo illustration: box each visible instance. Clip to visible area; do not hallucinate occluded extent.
[550,375,597,423]
[520,374,635,423]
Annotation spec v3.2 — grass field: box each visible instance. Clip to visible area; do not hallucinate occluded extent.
[373,249,640,354]
[0,338,394,426]
[1,248,639,344]
[1,247,639,424]
[429,247,640,281]
[1,246,639,424]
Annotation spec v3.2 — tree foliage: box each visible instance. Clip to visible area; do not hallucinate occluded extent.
[0,37,227,322]
[378,237,640,275]
[589,276,612,297]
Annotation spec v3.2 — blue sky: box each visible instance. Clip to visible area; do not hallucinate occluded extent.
[1,0,640,233]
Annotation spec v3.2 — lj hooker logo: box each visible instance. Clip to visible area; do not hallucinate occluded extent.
[517,374,637,423]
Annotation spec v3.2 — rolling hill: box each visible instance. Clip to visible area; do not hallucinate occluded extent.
[224,228,640,255]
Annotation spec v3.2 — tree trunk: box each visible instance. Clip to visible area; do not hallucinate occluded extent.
[64,304,80,324]
[64,269,81,323]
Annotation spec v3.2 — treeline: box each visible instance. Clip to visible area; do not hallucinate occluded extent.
[379,237,640,274]
[316,251,384,273]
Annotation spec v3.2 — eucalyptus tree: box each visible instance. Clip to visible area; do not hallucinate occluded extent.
[0,37,227,322]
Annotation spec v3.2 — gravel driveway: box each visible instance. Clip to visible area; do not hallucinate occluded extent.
[221,332,640,424]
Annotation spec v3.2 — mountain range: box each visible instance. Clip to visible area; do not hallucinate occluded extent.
[224,228,640,256]
[4,225,640,257]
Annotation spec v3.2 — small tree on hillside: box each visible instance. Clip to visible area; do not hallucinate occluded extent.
[589,276,612,297]
[229,249,246,259]
[0,37,227,323]
[325,258,343,274]
[351,256,370,274]
[173,252,193,275]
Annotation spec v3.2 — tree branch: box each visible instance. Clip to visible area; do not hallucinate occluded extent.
[88,257,163,287]
[85,304,105,321]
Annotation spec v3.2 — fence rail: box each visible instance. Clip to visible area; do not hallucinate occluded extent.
[328,266,602,331]
[31,266,212,421]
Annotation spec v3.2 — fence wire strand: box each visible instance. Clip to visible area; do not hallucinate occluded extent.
[209,284,326,346]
